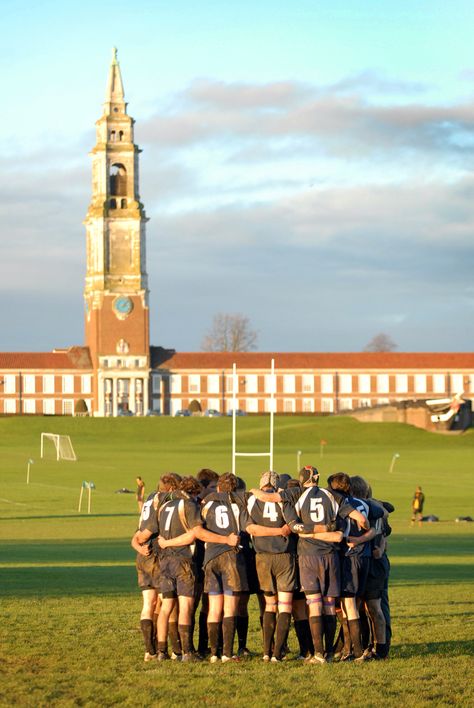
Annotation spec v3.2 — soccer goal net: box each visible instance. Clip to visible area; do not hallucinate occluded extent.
[40,433,77,462]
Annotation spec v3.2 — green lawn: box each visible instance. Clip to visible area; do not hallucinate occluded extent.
[0,416,473,707]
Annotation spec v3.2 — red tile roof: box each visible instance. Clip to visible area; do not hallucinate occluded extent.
[0,347,92,370]
[151,348,474,371]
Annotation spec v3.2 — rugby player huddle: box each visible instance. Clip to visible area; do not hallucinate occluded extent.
[131,466,393,665]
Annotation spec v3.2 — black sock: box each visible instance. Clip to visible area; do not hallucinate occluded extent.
[309,616,324,655]
[140,619,155,654]
[157,641,167,654]
[375,642,389,658]
[294,619,311,657]
[168,621,182,655]
[348,619,364,658]
[333,623,344,654]
[274,613,291,659]
[178,624,193,655]
[359,610,371,649]
[263,611,277,656]
[208,621,220,657]
[323,614,337,654]
[341,617,352,655]
[222,616,236,658]
[198,612,209,653]
[153,612,159,646]
[236,615,249,650]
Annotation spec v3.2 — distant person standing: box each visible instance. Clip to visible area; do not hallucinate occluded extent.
[136,476,145,513]
[411,486,425,525]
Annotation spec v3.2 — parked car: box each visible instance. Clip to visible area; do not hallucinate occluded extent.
[118,408,134,416]
[174,409,191,417]
[226,409,247,416]
[204,409,222,417]
[146,410,161,416]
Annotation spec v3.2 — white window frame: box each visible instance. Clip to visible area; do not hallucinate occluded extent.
[283,398,295,413]
[152,398,161,412]
[4,375,15,394]
[170,374,182,395]
[378,398,390,405]
[432,374,445,394]
[4,399,16,414]
[170,398,182,416]
[188,374,200,394]
[264,398,277,413]
[82,375,92,394]
[62,400,74,416]
[246,398,259,413]
[283,375,295,394]
[450,374,464,394]
[321,398,334,413]
[152,374,161,394]
[303,398,314,413]
[226,375,234,394]
[23,375,35,394]
[358,398,371,408]
[377,374,389,394]
[339,398,353,411]
[302,374,314,393]
[414,374,427,394]
[207,398,220,412]
[339,375,352,394]
[396,374,408,393]
[43,399,55,415]
[43,375,55,394]
[264,374,276,394]
[207,375,220,395]
[321,374,333,394]
[23,399,36,414]
[245,374,258,394]
[62,375,74,394]
[358,374,371,394]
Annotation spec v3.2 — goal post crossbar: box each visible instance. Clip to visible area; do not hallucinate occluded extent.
[40,433,77,462]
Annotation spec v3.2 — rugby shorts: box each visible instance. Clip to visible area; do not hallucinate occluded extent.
[298,552,340,597]
[204,550,249,595]
[364,557,388,600]
[340,554,370,597]
[158,556,196,598]
[136,553,160,591]
[255,552,296,595]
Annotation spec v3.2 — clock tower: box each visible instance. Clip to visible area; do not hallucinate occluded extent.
[84,49,150,416]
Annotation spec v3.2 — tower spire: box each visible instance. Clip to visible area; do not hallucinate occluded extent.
[104,47,125,113]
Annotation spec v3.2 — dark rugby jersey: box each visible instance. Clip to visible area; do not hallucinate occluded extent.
[157,497,202,559]
[202,491,250,565]
[138,494,160,554]
[247,492,296,554]
[288,486,354,556]
[342,496,384,557]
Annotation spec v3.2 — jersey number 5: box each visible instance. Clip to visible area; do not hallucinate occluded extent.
[310,498,324,523]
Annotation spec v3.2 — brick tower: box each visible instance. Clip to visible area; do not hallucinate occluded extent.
[84,49,150,416]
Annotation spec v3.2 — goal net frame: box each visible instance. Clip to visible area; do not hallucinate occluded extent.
[40,433,77,462]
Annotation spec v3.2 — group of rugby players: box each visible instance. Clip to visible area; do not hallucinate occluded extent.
[131,465,393,665]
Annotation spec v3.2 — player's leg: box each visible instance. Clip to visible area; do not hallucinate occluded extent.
[220,551,248,662]
[222,592,240,661]
[156,595,176,659]
[292,595,313,659]
[236,593,251,656]
[207,593,224,661]
[366,597,387,658]
[299,555,325,662]
[140,588,157,660]
[262,593,278,659]
[272,591,293,661]
[197,592,210,657]
[322,597,337,658]
[341,596,364,659]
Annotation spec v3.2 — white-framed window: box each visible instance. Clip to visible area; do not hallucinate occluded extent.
[283,375,295,394]
[62,400,74,415]
[303,398,314,413]
[207,398,220,411]
[432,374,445,394]
[152,398,161,413]
[62,375,74,394]
[4,399,16,414]
[302,374,314,393]
[226,375,235,394]
[264,374,276,394]
[169,374,181,394]
[4,375,16,394]
[339,375,352,394]
[378,398,390,405]
[188,374,200,394]
[358,374,371,394]
[264,398,277,413]
[24,399,36,414]
[82,375,92,394]
[245,374,258,394]
[43,375,55,394]
[321,374,333,394]
[207,375,220,394]
[377,374,389,394]
[170,398,182,416]
[358,398,371,408]
[283,399,295,413]
[43,399,55,415]
[396,374,408,393]
[339,398,353,410]
[450,374,464,394]
[414,374,426,393]
[321,398,334,413]
[246,398,259,413]
[23,375,35,394]
[152,374,161,394]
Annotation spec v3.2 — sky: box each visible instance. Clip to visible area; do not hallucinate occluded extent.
[1,0,474,353]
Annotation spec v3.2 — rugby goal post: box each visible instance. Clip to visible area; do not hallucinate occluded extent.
[40,433,77,462]
[231,358,275,475]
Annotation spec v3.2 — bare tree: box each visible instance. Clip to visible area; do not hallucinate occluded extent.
[201,313,258,352]
[364,333,398,352]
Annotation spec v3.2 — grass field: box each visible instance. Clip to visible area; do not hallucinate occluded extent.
[0,416,473,707]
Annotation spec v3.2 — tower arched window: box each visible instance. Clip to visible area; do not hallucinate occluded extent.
[110,163,127,196]
[110,198,117,209]
[119,130,124,141]
[110,130,116,142]
[121,198,127,209]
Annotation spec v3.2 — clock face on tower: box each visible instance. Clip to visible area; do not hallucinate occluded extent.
[113,296,134,320]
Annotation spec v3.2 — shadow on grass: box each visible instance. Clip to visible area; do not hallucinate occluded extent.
[393,639,474,658]
[0,539,132,564]
[0,565,137,597]
[390,563,474,584]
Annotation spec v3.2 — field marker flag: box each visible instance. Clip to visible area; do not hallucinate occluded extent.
[389,453,400,474]
[26,458,34,484]
[78,481,96,514]
[320,439,328,457]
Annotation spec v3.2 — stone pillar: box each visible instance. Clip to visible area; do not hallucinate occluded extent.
[112,378,118,417]
[129,378,136,414]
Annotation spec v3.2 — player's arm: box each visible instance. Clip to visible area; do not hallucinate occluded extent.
[346,527,377,549]
[246,522,292,537]
[193,525,239,547]
[348,508,370,530]
[249,488,282,503]
[299,530,344,542]
[281,501,327,535]
[158,530,196,549]
[132,529,152,555]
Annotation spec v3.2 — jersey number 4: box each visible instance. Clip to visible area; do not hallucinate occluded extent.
[262,501,278,523]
